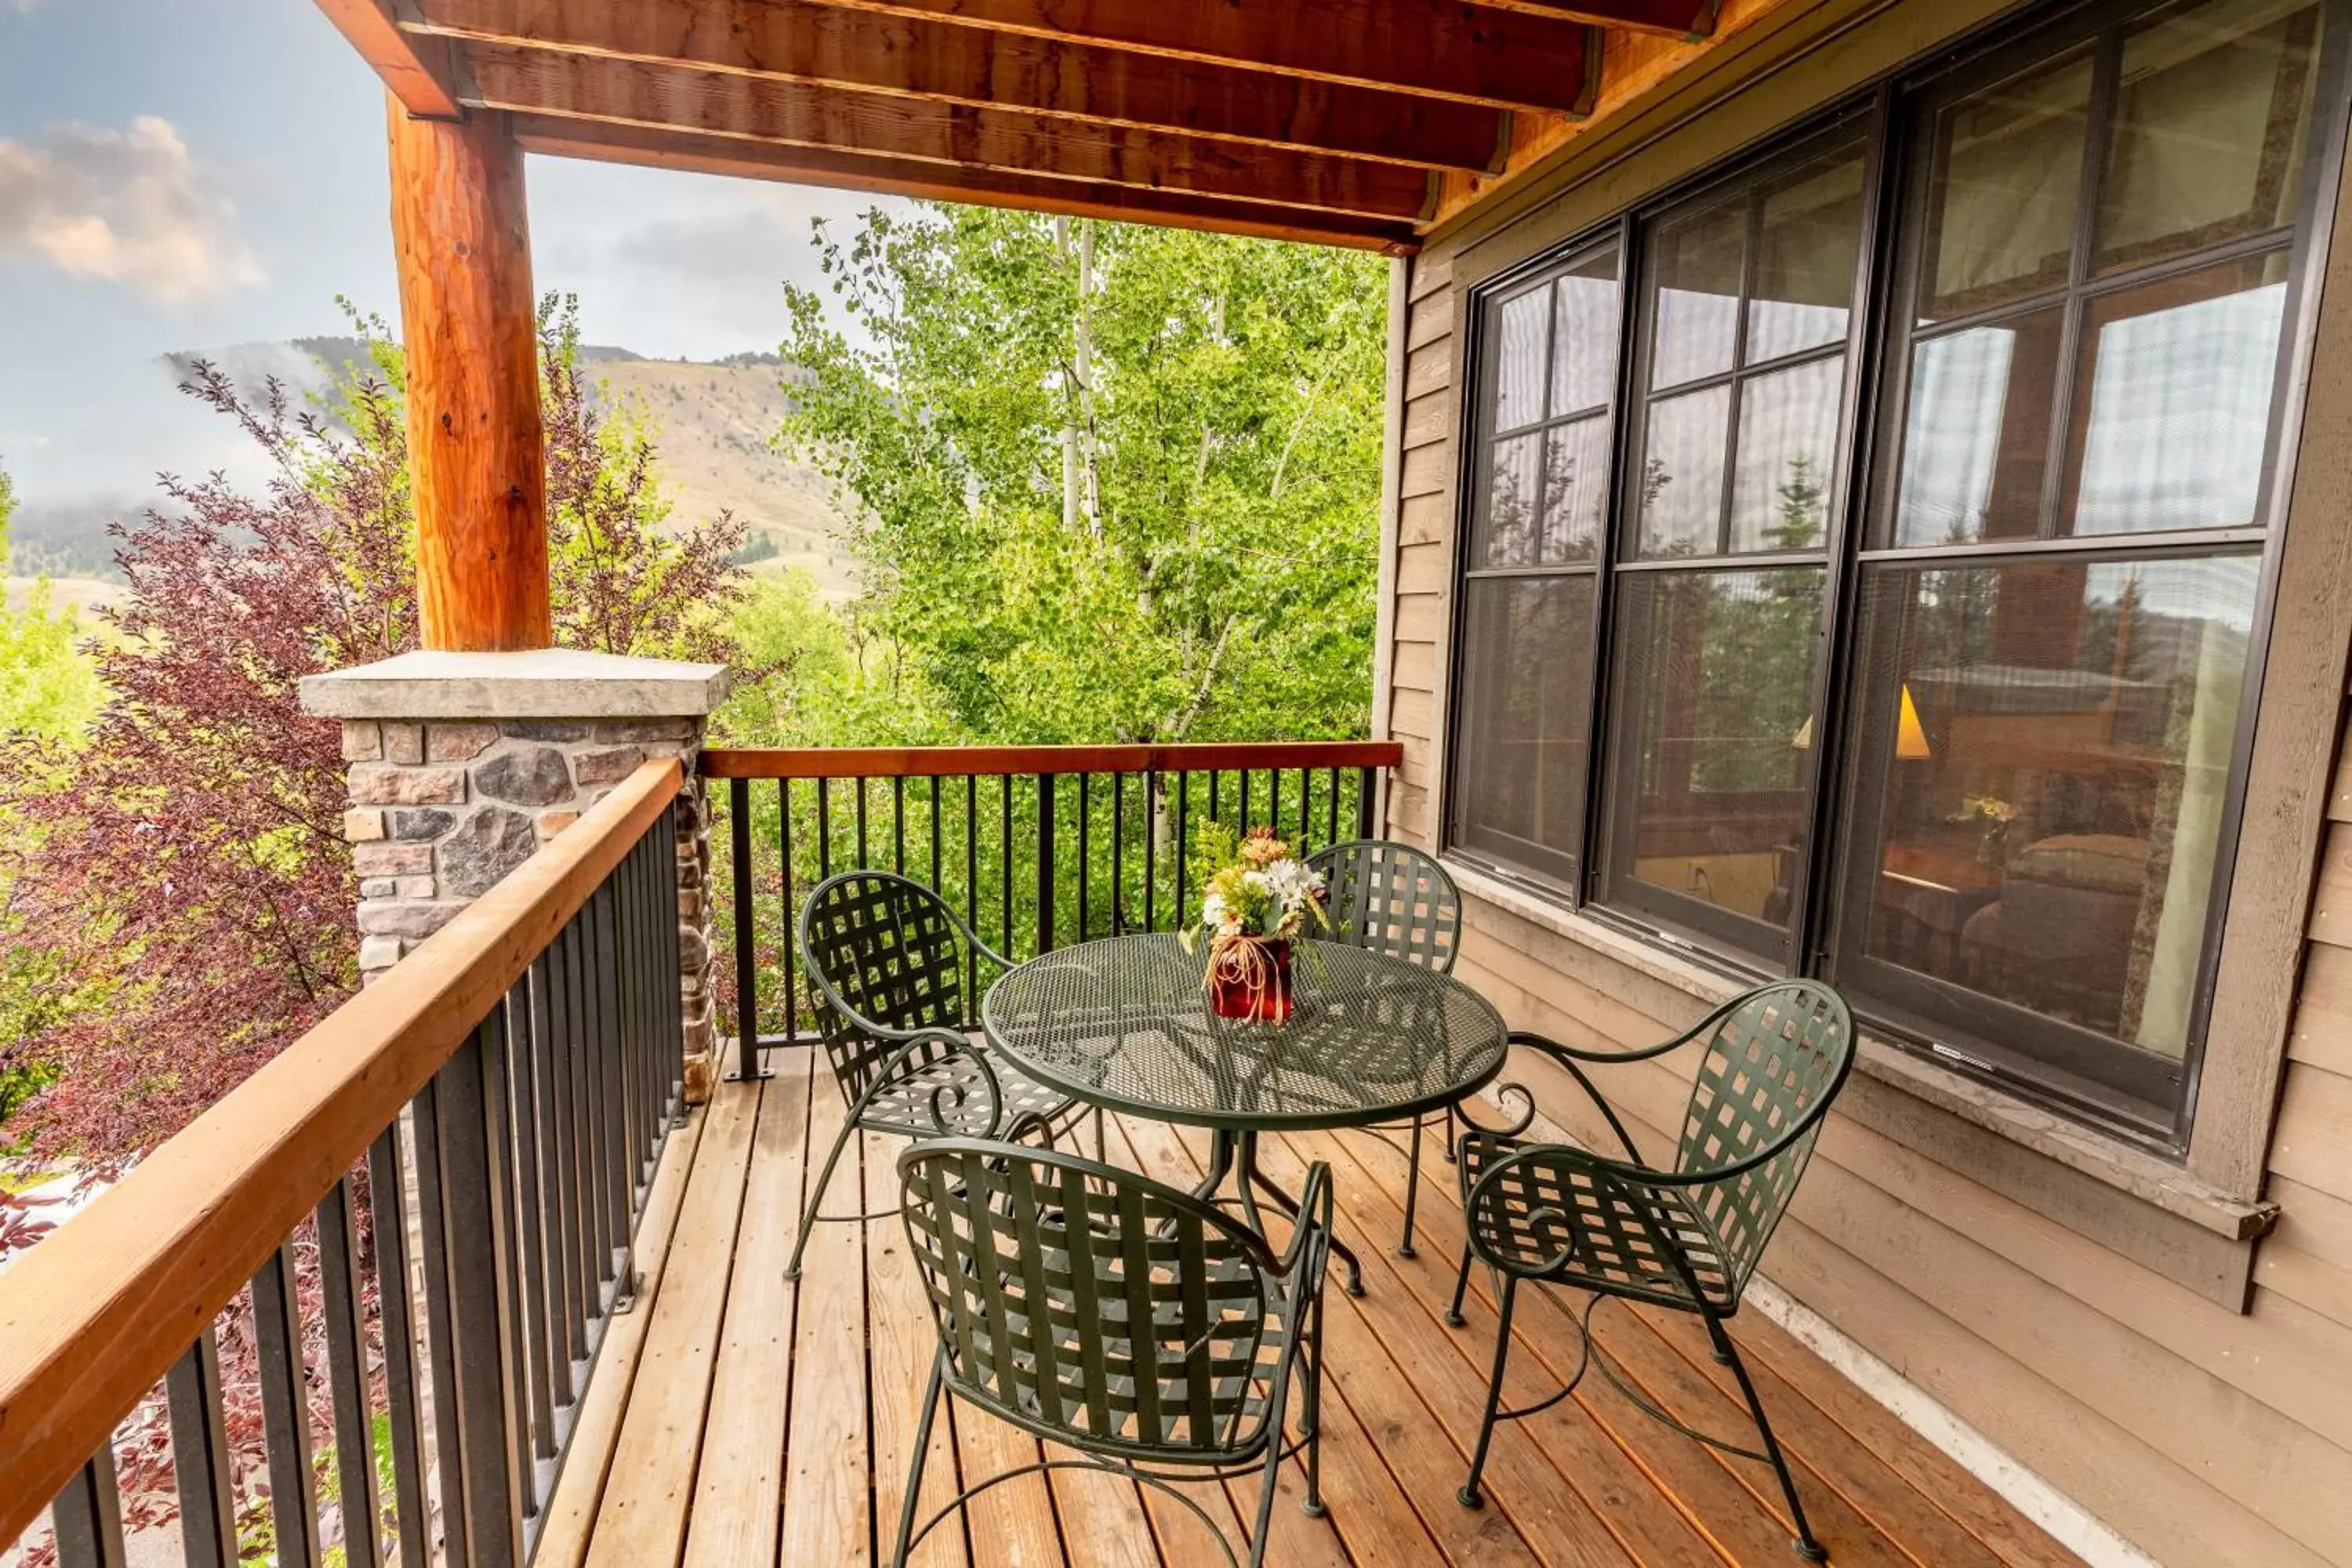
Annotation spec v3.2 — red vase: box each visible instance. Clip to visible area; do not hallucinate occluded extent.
[1207,937,1294,1023]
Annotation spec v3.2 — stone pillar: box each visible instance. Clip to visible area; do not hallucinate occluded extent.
[302,648,732,1102]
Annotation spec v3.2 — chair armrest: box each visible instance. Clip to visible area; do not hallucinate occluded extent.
[1462,1141,1718,1297]
[854,1028,1020,1138]
[1483,1031,1650,1165]
[1508,1025,1687,1066]
[1276,1161,1335,1284]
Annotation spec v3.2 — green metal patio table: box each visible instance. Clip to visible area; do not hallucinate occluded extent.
[982,932,1509,1296]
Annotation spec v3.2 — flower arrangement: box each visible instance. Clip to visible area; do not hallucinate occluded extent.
[1181,822,1328,1022]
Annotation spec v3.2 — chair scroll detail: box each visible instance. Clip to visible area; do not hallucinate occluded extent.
[1446,980,1856,1562]
[789,869,1093,1281]
[894,1139,1334,1568]
[1303,838,1463,1258]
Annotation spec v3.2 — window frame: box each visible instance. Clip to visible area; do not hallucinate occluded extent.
[1593,114,1884,968]
[1447,232,1629,891]
[1438,0,2352,1151]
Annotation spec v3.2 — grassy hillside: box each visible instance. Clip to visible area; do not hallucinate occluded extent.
[594,358,855,600]
[9,345,861,601]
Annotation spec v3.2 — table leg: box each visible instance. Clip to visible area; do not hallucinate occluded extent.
[1239,1132,1364,1298]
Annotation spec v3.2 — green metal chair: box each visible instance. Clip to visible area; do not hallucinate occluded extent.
[787,869,1094,1282]
[1445,980,1855,1561]
[893,1138,1334,1568]
[1303,838,1462,1258]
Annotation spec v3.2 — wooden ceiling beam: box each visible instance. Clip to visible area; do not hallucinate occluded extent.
[511,117,1421,252]
[797,0,1600,113]
[314,0,464,119]
[470,45,1436,220]
[412,0,1510,172]
[1458,0,1719,35]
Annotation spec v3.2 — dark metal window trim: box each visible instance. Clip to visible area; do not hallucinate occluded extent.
[1440,0,2352,1153]
[1450,229,1627,889]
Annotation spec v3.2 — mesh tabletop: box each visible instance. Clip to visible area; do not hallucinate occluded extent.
[981,935,1508,1132]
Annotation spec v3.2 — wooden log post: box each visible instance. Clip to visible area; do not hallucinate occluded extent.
[388,99,551,652]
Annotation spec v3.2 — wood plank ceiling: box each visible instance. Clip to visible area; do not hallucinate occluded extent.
[318,0,1730,252]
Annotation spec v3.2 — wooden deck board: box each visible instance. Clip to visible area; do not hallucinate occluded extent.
[577,1064,2085,1568]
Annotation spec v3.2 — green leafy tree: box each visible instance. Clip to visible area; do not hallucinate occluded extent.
[769,205,1387,747]
[0,463,103,746]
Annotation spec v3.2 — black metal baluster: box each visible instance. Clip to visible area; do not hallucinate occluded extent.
[49,1449,125,1568]
[855,775,871,869]
[1207,769,1221,824]
[1076,772,1091,940]
[1175,771,1191,923]
[405,1081,468,1568]
[779,776,797,1048]
[591,883,627,1287]
[1111,772,1126,935]
[661,808,689,1109]
[505,978,556,1471]
[366,1127,430,1568]
[730,778,757,1081]
[542,932,582,1377]
[889,775,905,875]
[1000,775,1014,956]
[1036,773,1056,954]
[568,913,611,1308]
[433,1017,526,1566]
[928,776,942,897]
[252,1243,322,1568]
[1327,767,1341,844]
[318,1175,386,1568]
[1143,770,1159,931]
[1240,767,1252,829]
[1357,765,1377,837]
[1268,768,1279,839]
[816,775,833,884]
[167,1328,241,1568]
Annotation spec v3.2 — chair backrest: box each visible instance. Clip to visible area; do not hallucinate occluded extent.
[1305,839,1461,973]
[799,870,970,1098]
[1674,980,1854,1289]
[898,1139,1292,1464]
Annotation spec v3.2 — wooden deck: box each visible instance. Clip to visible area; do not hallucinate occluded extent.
[535,1048,2086,1568]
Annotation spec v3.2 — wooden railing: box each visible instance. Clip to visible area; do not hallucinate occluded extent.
[703,741,1403,1082]
[0,758,689,1566]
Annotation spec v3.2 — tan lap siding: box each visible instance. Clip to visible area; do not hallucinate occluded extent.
[1382,31,2352,1547]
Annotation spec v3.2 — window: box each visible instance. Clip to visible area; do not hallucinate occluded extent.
[1598,132,1867,962]
[1453,243,1621,886]
[1443,0,2339,1142]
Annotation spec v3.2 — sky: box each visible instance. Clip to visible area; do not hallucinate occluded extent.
[0,0,900,516]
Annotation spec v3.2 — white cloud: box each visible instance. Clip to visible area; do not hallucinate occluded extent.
[0,116,265,305]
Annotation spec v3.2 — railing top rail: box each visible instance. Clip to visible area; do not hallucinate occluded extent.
[0,757,684,1541]
[700,740,1404,781]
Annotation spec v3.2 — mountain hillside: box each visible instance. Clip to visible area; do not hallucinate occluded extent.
[5,342,862,601]
[593,358,855,599]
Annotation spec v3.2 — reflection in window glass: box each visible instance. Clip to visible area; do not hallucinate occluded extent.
[2097,0,2323,274]
[1650,201,1744,388]
[1610,568,1827,926]
[1922,53,2092,321]
[1480,433,1542,567]
[1639,385,1732,557]
[1731,357,1844,553]
[1893,309,2064,546]
[1552,255,1623,416]
[1542,416,1610,562]
[2069,254,2288,535]
[1750,150,1866,362]
[1845,554,2257,1055]
[1457,576,1596,873]
[1496,286,1549,430]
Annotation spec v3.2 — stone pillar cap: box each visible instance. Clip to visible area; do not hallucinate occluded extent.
[300,648,734,720]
